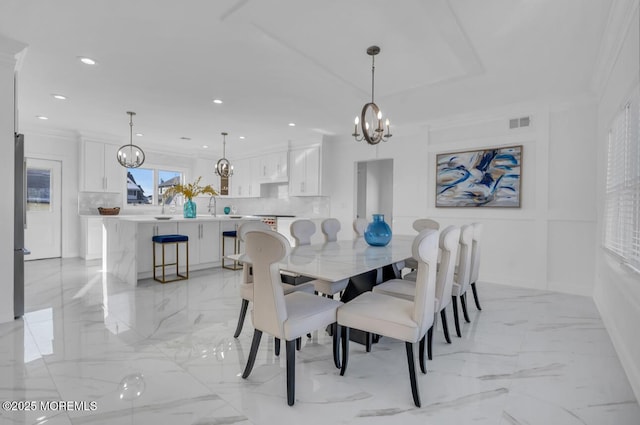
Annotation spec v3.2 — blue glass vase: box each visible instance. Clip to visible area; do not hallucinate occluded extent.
[183,199,197,218]
[364,214,392,246]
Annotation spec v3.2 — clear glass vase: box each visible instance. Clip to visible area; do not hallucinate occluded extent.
[183,199,197,218]
[364,214,392,246]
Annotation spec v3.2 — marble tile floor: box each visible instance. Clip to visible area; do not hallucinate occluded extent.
[1,258,638,425]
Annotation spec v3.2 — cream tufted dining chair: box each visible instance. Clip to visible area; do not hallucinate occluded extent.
[337,229,438,407]
[404,219,440,272]
[291,219,349,299]
[321,218,341,242]
[451,224,474,337]
[353,218,368,238]
[233,221,314,338]
[373,225,461,359]
[469,222,484,311]
[290,219,316,246]
[241,230,342,406]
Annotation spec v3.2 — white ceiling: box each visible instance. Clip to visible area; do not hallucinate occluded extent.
[0,0,612,158]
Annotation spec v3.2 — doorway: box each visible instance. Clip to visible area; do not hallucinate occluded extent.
[355,159,393,225]
[25,158,62,260]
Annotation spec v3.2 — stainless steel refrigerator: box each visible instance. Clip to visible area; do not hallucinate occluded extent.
[14,133,29,319]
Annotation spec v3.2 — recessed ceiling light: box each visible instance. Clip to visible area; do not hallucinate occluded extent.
[36,116,48,120]
[239,136,246,140]
[52,94,67,100]
[288,123,296,127]
[202,145,209,149]
[213,99,223,104]
[135,133,143,137]
[78,57,97,65]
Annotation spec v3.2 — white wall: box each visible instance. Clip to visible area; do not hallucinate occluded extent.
[324,97,597,295]
[0,34,26,324]
[593,2,640,401]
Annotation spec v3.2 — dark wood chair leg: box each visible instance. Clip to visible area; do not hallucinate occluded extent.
[452,296,462,337]
[340,327,350,376]
[405,342,421,407]
[427,326,433,361]
[242,330,262,379]
[365,332,372,352]
[461,293,471,323]
[418,335,426,374]
[440,309,451,343]
[296,337,301,350]
[233,299,249,338]
[332,323,341,369]
[471,282,482,310]
[275,338,280,356]
[286,340,296,406]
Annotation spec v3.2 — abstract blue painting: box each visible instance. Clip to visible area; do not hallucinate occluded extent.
[436,145,522,207]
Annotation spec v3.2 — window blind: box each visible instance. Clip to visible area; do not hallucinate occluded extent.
[604,88,640,272]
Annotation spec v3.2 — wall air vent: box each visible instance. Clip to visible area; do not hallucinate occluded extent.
[509,116,531,129]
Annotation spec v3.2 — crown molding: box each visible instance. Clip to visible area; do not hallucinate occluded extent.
[0,34,27,69]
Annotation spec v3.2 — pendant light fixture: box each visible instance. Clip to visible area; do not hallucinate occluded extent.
[215,132,233,177]
[117,111,145,168]
[352,46,392,145]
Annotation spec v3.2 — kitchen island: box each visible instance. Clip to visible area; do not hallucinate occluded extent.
[103,215,259,285]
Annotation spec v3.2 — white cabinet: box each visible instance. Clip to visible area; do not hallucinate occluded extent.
[80,217,103,260]
[82,141,123,192]
[230,157,260,197]
[258,151,288,182]
[177,221,221,267]
[289,145,320,196]
[137,222,178,274]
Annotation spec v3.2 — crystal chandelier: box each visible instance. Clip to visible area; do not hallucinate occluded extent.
[352,46,392,145]
[117,111,145,168]
[215,132,233,177]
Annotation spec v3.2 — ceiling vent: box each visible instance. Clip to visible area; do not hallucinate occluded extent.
[509,116,531,129]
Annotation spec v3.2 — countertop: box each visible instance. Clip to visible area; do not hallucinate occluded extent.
[98,215,261,223]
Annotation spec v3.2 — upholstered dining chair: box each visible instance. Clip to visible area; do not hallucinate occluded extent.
[469,222,484,310]
[291,219,349,299]
[337,229,439,407]
[241,229,342,406]
[353,218,368,237]
[290,219,316,246]
[404,219,441,272]
[451,224,474,337]
[233,221,314,338]
[321,218,341,242]
[373,225,461,359]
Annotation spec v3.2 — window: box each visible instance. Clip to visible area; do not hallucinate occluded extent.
[126,168,183,205]
[604,88,640,271]
[26,167,51,211]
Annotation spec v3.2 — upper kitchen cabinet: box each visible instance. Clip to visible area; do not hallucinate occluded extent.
[81,141,124,193]
[289,145,320,196]
[230,157,260,197]
[258,150,288,183]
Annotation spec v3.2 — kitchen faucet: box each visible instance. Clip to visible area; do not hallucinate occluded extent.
[208,196,217,216]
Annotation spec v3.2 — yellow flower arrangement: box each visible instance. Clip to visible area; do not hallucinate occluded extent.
[165,176,217,200]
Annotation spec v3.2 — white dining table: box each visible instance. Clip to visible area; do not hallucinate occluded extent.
[227,234,415,284]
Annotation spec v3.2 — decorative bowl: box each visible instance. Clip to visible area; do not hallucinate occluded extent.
[98,207,120,216]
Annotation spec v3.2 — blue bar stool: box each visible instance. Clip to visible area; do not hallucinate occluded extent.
[222,230,242,270]
[152,234,189,283]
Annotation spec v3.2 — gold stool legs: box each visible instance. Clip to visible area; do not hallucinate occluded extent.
[153,240,189,283]
[222,234,242,270]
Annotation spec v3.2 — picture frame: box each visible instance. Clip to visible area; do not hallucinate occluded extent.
[435,145,522,208]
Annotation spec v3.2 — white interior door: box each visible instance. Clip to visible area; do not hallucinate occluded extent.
[25,158,62,260]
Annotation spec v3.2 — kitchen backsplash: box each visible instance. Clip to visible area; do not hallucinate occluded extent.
[78,192,122,215]
[78,188,330,218]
